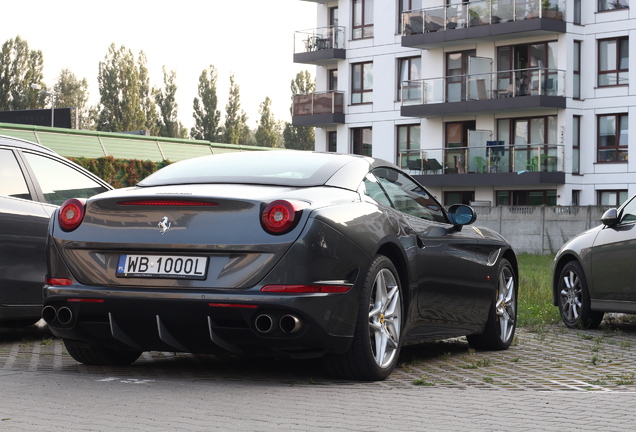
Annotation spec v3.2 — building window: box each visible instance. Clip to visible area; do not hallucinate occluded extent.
[573,41,581,99]
[353,0,374,40]
[599,0,629,11]
[573,116,581,174]
[352,127,372,156]
[496,190,557,206]
[352,62,373,104]
[328,69,338,91]
[598,190,628,206]
[574,0,582,24]
[444,191,474,206]
[397,124,420,170]
[398,0,422,33]
[598,37,629,86]
[598,114,628,162]
[397,56,421,101]
[328,131,337,152]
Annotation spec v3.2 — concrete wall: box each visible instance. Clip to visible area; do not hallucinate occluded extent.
[474,206,609,255]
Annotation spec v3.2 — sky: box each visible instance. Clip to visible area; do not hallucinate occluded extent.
[1,0,317,131]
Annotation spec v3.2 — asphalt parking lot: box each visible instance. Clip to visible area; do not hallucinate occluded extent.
[2,317,636,392]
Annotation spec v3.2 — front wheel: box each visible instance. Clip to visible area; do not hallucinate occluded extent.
[64,339,142,366]
[325,255,403,381]
[557,261,603,329]
[467,258,517,350]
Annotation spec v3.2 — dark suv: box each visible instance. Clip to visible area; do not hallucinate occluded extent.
[0,135,111,326]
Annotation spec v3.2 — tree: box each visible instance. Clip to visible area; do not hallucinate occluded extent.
[155,66,187,138]
[254,97,282,148]
[96,43,153,133]
[138,51,158,135]
[53,69,90,129]
[222,74,250,145]
[0,36,45,111]
[283,71,315,150]
[191,65,222,142]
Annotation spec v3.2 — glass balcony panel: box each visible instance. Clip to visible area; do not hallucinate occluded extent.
[294,26,346,54]
[468,0,490,27]
[292,91,345,116]
[424,8,445,33]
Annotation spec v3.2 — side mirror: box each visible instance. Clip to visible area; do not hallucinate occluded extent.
[447,204,477,228]
[601,208,619,227]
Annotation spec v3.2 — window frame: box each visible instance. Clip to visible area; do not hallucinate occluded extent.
[397,124,420,169]
[598,190,629,206]
[597,113,628,163]
[598,0,629,11]
[598,37,629,87]
[327,131,337,152]
[397,56,421,101]
[351,62,373,105]
[352,0,374,40]
[351,127,372,156]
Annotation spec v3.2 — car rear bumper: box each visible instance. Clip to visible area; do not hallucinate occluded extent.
[43,285,356,359]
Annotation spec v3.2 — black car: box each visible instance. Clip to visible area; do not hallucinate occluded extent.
[43,151,518,380]
[0,135,111,326]
[553,194,636,329]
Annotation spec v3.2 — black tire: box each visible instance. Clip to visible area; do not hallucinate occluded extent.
[324,255,403,381]
[467,258,517,350]
[63,339,142,366]
[557,261,604,329]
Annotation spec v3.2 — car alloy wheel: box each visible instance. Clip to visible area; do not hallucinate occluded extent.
[558,261,603,329]
[368,267,402,369]
[467,258,517,350]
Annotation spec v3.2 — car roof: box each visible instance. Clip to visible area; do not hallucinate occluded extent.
[0,134,56,155]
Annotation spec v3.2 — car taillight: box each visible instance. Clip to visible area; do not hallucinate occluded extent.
[261,200,307,235]
[58,198,86,231]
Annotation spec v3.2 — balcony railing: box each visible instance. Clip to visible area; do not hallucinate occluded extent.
[401,67,564,106]
[402,0,565,35]
[292,91,345,116]
[294,26,346,54]
[398,143,564,175]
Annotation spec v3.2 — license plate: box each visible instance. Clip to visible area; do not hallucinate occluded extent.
[116,255,208,280]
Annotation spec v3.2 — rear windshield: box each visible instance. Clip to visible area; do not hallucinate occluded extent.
[138,151,352,187]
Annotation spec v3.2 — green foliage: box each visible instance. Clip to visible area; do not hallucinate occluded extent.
[54,69,90,129]
[517,254,561,327]
[0,36,45,110]
[254,96,282,148]
[68,156,172,188]
[155,67,187,138]
[283,71,315,150]
[96,44,156,134]
[191,65,222,142]
[222,74,250,145]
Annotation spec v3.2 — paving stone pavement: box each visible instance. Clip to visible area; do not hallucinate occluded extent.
[1,319,636,431]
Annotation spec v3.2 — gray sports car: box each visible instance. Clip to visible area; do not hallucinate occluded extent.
[553,194,636,329]
[43,151,518,380]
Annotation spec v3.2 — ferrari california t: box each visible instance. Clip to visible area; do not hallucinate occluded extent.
[43,151,518,380]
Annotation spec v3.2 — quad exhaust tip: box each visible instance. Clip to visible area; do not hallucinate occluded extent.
[254,313,302,335]
[42,305,73,325]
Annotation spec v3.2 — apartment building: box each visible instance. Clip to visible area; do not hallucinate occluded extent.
[292,0,633,207]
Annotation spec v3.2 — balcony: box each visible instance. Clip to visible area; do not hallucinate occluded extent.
[292,91,345,127]
[401,67,566,118]
[294,26,346,65]
[402,0,566,50]
[399,143,565,187]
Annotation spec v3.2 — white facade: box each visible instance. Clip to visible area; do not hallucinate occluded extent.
[295,0,636,206]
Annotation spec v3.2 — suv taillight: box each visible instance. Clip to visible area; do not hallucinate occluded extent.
[58,198,86,231]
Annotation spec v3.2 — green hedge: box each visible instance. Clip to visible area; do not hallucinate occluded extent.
[68,156,173,188]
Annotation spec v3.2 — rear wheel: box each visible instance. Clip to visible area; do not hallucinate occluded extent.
[64,339,142,366]
[557,261,603,329]
[325,255,403,381]
[467,258,517,350]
